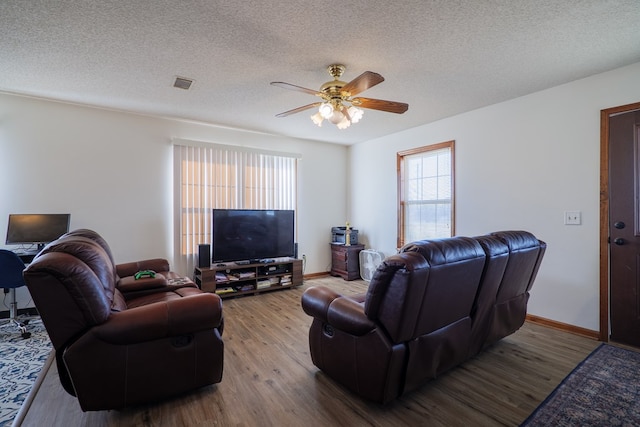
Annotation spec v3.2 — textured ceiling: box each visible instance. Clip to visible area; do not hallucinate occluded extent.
[1,1,639,145]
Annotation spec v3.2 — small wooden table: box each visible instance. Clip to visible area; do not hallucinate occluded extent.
[330,243,364,281]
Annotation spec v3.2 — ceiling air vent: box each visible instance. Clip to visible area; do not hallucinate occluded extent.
[173,76,194,90]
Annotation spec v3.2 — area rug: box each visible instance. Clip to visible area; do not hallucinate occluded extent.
[0,318,52,427]
[521,343,640,426]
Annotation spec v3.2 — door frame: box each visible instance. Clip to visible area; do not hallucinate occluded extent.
[599,101,640,342]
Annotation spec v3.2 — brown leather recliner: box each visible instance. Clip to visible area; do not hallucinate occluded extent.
[23,229,224,411]
[301,230,545,404]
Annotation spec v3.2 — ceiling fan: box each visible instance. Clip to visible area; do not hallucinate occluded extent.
[271,64,409,129]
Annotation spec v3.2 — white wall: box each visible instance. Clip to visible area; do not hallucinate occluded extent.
[5,62,639,329]
[349,61,640,332]
[0,93,348,310]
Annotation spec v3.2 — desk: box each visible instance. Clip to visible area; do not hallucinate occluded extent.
[14,252,37,264]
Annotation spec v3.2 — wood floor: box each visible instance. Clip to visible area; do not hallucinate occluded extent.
[18,276,600,427]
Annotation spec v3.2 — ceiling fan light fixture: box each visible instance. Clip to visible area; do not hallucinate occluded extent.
[336,115,351,130]
[319,102,334,119]
[274,64,408,131]
[348,106,364,123]
[310,112,324,127]
[311,102,361,129]
[328,110,345,125]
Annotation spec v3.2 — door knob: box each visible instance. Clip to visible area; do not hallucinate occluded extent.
[614,237,625,246]
[614,221,626,229]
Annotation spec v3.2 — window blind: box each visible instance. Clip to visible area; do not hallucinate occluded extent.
[173,141,298,275]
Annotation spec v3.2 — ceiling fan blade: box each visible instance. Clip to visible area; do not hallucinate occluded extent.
[341,71,385,96]
[352,97,409,114]
[270,81,320,96]
[340,105,351,122]
[275,103,321,117]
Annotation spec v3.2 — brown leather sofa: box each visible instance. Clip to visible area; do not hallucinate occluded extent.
[23,229,224,411]
[301,230,545,404]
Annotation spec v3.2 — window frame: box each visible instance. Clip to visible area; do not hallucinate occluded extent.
[397,140,455,248]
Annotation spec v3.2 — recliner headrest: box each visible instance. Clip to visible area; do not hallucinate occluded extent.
[62,229,115,264]
[39,235,117,301]
[401,236,485,265]
[490,230,540,251]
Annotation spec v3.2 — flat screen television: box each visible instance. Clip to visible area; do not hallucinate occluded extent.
[5,213,71,251]
[212,209,295,263]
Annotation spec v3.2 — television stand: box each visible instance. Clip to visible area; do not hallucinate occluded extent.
[194,258,303,299]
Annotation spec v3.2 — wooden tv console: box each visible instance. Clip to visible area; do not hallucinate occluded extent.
[194,258,303,299]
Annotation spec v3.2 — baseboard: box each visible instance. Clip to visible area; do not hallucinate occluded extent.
[526,313,600,340]
[0,307,39,319]
[303,272,331,280]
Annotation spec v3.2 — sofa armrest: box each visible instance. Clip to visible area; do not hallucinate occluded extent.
[93,293,223,345]
[116,258,171,277]
[301,286,341,322]
[327,297,376,336]
[302,286,375,336]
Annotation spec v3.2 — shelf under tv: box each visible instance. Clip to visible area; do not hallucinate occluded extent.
[193,258,303,299]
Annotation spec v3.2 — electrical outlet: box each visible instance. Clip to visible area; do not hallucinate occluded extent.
[564,211,582,225]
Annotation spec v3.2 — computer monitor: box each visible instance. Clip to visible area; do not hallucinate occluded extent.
[5,213,71,251]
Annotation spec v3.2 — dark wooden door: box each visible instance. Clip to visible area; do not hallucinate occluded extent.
[609,108,640,346]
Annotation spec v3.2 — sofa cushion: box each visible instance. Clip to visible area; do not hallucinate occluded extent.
[468,235,510,355]
[401,237,486,333]
[490,230,545,302]
[111,289,128,312]
[364,252,429,342]
[125,286,205,309]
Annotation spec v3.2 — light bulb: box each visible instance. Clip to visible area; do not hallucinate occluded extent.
[348,106,363,123]
[310,112,324,126]
[329,110,344,124]
[319,103,333,119]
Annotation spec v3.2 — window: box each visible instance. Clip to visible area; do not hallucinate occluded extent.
[397,141,454,247]
[173,142,298,274]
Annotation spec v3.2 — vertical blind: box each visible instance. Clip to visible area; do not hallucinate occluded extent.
[173,142,298,275]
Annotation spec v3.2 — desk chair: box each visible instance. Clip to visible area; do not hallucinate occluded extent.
[0,249,31,339]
